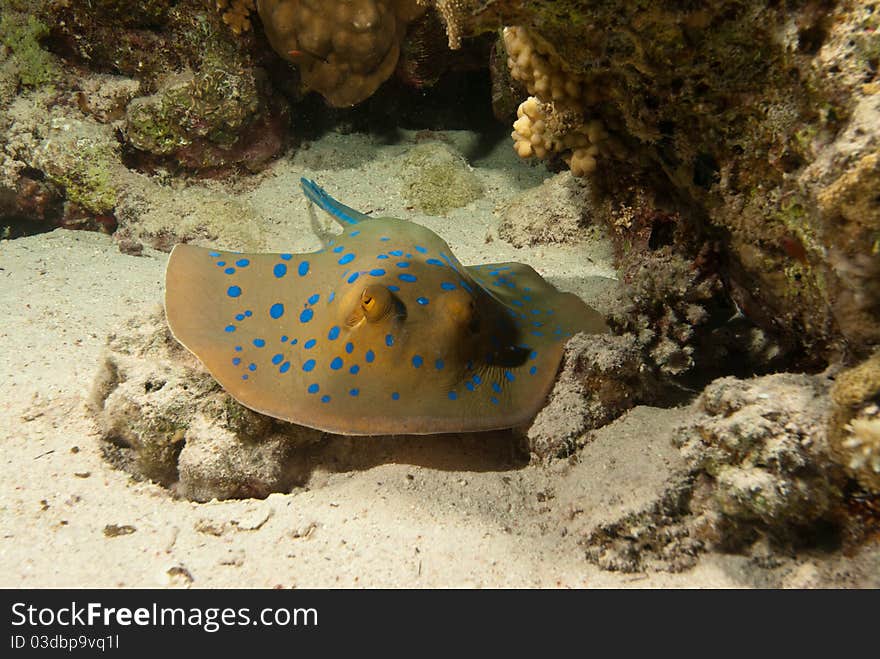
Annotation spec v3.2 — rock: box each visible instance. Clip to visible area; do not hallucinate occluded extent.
[400,142,484,215]
[89,308,323,501]
[498,171,599,248]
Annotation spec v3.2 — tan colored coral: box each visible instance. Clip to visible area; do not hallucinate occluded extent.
[829,350,880,493]
[257,0,424,107]
[511,96,605,176]
[215,0,256,34]
[503,26,607,177]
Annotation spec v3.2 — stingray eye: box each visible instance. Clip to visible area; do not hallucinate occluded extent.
[360,285,392,322]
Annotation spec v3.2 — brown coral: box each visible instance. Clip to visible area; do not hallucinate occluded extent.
[257,0,425,107]
[214,0,256,34]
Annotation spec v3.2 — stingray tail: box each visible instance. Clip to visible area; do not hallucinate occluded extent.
[300,178,371,226]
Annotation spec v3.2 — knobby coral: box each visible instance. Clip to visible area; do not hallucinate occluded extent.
[503,26,608,177]
[257,0,425,106]
[214,0,256,34]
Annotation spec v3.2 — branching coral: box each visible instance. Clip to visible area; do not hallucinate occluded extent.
[257,0,425,107]
[503,25,607,177]
[214,0,256,34]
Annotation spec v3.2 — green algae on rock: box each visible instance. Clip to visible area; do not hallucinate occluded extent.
[400,142,484,215]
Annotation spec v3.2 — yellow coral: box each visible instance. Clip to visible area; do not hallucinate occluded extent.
[257,0,424,107]
[215,0,256,34]
[503,26,608,177]
[830,350,880,493]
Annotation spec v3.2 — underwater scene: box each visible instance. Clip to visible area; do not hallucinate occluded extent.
[1,1,878,588]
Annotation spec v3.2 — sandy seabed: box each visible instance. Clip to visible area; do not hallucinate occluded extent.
[1,130,877,588]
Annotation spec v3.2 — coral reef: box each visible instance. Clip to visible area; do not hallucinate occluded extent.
[829,350,880,493]
[214,0,256,34]
[433,0,880,359]
[675,374,845,551]
[400,141,483,214]
[257,0,425,107]
[90,309,323,501]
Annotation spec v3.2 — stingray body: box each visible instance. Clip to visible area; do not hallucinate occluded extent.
[165,179,607,435]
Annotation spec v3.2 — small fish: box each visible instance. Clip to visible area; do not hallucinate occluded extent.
[165,179,607,435]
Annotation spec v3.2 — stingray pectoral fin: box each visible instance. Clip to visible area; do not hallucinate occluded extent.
[300,177,372,226]
[467,262,608,335]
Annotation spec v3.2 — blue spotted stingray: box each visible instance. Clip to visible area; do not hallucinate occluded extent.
[164,178,607,435]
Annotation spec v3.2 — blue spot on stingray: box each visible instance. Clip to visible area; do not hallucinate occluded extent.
[492,382,502,393]
[533,321,544,327]
[235,346,242,352]
[290,338,298,345]
[338,253,355,265]
[298,261,310,276]
[349,388,359,397]
[333,246,344,253]
[299,307,312,323]
[349,364,360,374]
[426,258,445,267]
[350,230,361,237]
[347,272,360,284]
[321,395,331,403]
[385,334,394,347]
[380,237,390,241]
[236,259,249,267]
[225,325,235,333]
[232,357,241,365]
[272,354,283,365]
[303,359,316,372]
[435,359,444,370]
[490,396,499,405]
[253,338,265,348]
[224,268,235,275]
[417,297,429,305]
[269,304,284,319]
[388,285,400,292]
[345,342,354,354]
[460,281,473,294]
[377,254,389,260]
[217,261,226,267]
[304,339,316,350]
[531,309,541,315]
[448,391,458,401]
[399,274,417,283]
[242,374,248,381]
[472,375,482,385]
[365,350,375,363]
[440,282,456,290]
[505,370,515,382]
[328,326,340,340]
[466,382,475,391]
[280,361,291,373]
[307,293,320,305]
[531,330,544,337]
[389,249,403,256]
[235,314,245,321]
[391,392,400,400]
[529,366,537,375]
[415,245,427,253]
[281,335,288,342]
[245,310,252,317]
[308,384,319,394]
[209,251,220,257]
[281,253,292,260]
[274,264,287,278]
[369,268,385,276]
[330,357,343,370]
[530,351,538,360]
[511,300,523,307]
[412,355,423,368]
[248,363,256,372]
[396,261,410,268]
